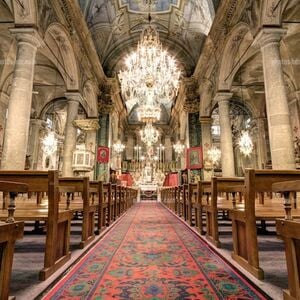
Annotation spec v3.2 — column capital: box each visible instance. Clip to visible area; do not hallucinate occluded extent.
[30,118,43,126]
[214,92,233,103]
[65,92,84,103]
[199,78,213,93]
[9,28,42,49]
[253,28,287,49]
[199,116,212,125]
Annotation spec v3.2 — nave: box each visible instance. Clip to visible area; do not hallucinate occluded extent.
[42,202,268,300]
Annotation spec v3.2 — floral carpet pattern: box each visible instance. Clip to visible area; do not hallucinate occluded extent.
[44,203,268,300]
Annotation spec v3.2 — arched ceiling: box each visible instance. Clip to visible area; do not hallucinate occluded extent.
[78,0,218,125]
[79,0,217,77]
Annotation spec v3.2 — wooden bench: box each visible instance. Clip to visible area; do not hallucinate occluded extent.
[203,177,244,247]
[187,181,211,234]
[272,180,300,300]
[59,177,97,248]
[0,181,26,300]
[229,169,300,280]
[0,171,73,280]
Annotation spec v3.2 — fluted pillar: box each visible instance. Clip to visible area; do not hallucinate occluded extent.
[215,92,235,177]
[62,93,81,177]
[1,29,41,170]
[200,116,213,180]
[255,28,295,169]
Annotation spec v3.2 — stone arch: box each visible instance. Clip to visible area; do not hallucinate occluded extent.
[11,0,37,26]
[83,80,98,117]
[44,23,80,91]
[217,23,255,91]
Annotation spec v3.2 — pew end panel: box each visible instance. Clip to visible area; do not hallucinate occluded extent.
[0,221,24,300]
[0,171,73,281]
[276,219,300,300]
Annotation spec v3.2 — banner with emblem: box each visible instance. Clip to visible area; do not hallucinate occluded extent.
[97,146,110,163]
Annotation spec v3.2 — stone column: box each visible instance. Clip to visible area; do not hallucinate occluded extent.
[28,118,43,169]
[215,92,235,177]
[125,135,134,160]
[62,93,81,177]
[200,116,213,180]
[255,28,295,169]
[1,29,40,170]
[164,136,172,162]
[86,129,97,180]
[254,117,268,169]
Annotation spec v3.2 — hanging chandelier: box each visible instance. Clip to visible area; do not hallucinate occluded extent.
[113,139,125,154]
[137,103,161,123]
[118,25,180,105]
[41,131,58,155]
[207,146,221,165]
[140,123,159,147]
[238,131,253,157]
[173,140,185,155]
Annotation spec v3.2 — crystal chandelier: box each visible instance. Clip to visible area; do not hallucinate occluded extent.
[42,131,58,155]
[118,25,180,105]
[140,123,159,147]
[238,131,253,156]
[113,139,125,154]
[137,103,161,123]
[207,146,221,165]
[173,141,185,155]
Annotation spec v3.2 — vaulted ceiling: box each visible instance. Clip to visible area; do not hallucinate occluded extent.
[79,0,218,77]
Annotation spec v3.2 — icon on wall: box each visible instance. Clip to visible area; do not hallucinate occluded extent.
[186,147,203,169]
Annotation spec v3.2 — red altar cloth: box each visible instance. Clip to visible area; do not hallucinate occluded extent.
[119,173,133,186]
[163,173,178,186]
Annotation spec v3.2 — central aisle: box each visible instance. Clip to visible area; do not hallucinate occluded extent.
[44,203,268,299]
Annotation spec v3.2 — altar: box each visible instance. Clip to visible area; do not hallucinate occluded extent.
[139,183,158,201]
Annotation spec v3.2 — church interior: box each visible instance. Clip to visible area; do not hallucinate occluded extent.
[0,0,300,299]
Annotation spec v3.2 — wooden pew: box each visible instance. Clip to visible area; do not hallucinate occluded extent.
[187,181,211,235]
[59,177,97,248]
[0,181,26,300]
[102,183,112,227]
[89,180,104,234]
[230,169,300,280]
[0,171,73,280]
[273,180,300,300]
[203,177,244,247]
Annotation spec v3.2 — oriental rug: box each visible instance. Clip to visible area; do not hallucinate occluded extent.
[43,202,269,300]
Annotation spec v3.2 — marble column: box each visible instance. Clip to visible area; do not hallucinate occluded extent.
[255,28,295,169]
[200,116,213,180]
[62,93,81,177]
[1,29,41,170]
[215,92,235,177]
[28,118,43,169]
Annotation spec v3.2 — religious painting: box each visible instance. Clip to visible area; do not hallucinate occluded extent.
[187,147,203,169]
[97,146,110,163]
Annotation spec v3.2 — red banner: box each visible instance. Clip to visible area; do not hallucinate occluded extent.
[97,146,110,163]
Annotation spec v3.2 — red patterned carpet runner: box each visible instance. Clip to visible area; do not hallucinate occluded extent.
[44,203,268,299]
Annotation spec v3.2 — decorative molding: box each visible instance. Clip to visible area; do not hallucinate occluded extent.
[73,118,100,131]
[183,78,200,113]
